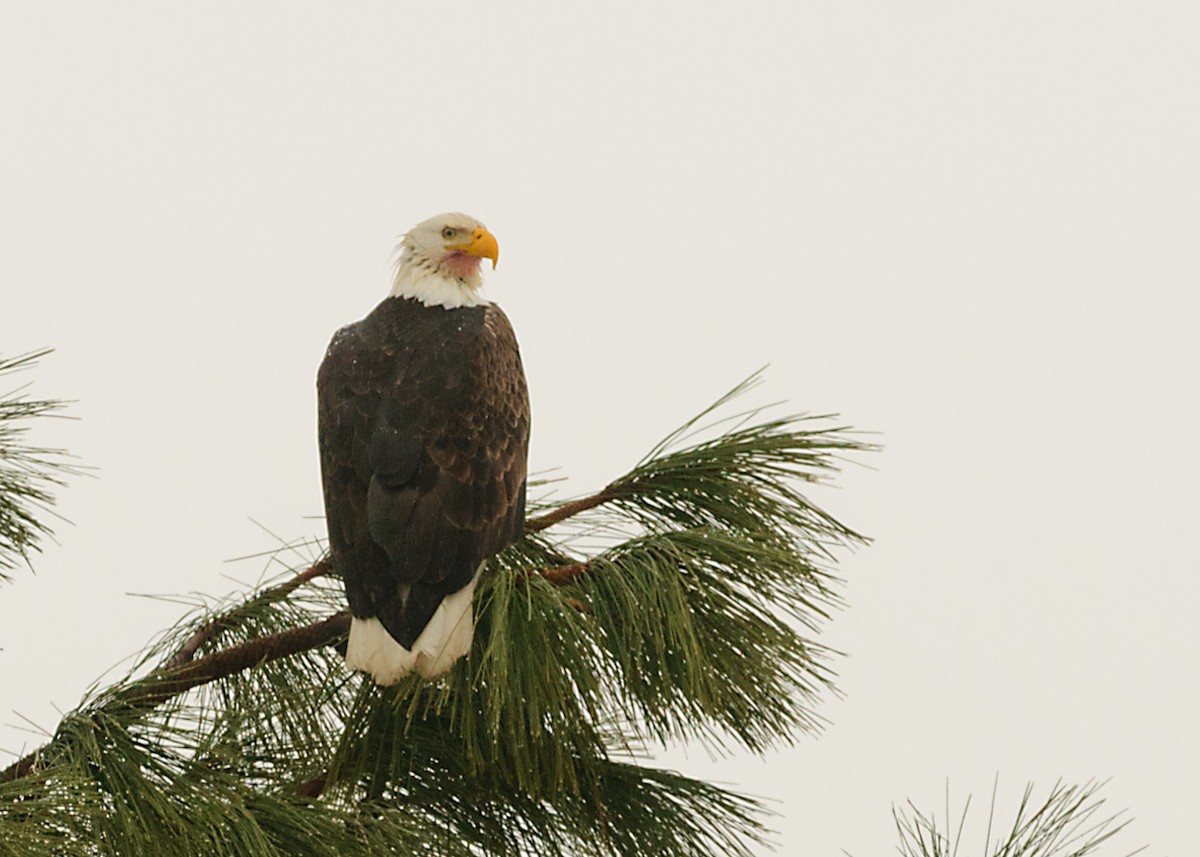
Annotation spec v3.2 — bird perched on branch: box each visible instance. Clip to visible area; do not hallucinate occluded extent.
[317,213,530,683]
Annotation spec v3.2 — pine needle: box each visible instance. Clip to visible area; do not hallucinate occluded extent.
[890,780,1145,857]
[0,350,83,577]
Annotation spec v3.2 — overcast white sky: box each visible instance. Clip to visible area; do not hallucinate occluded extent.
[2,3,1198,854]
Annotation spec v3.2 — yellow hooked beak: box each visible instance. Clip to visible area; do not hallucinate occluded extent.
[451,226,499,269]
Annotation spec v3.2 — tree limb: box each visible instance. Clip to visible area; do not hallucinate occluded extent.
[117,611,351,710]
[1,494,613,785]
[0,612,351,783]
[166,557,332,669]
[525,488,617,533]
[539,562,590,586]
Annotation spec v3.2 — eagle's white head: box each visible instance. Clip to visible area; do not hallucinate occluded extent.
[390,212,500,309]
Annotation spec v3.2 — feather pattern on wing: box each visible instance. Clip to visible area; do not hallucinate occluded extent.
[317,296,529,666]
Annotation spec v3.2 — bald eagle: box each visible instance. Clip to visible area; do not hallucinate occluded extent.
[317,213,530,683]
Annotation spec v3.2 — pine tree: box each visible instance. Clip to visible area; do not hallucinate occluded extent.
[0,357,1143,856]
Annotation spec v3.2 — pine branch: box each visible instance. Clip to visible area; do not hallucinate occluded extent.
[0,513,598,786]
[535,560,589,585]
[0,349,82,577]
[526,489,617,533]
[115,612,352,710]
[0,612,351,783]
[166,557,333,668]
[1,372,874,855]
[889,780,1145,857]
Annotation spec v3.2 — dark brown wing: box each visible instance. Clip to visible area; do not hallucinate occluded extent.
[318,298,529,648]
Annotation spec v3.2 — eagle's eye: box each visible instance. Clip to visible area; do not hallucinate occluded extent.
[441,227,457,240]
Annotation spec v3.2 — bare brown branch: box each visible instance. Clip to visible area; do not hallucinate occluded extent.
[1,612,350,784]
[166,557,333,669]
[540,562,590,586]
[118,612,350,710]
[525,488,617,533]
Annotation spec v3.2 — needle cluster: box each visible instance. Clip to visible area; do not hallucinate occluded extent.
[0,350,80,578]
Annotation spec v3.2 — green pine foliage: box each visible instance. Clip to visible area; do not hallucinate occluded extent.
[0,369,1148,855]
[889,780,1144,857]
[0,350,79,578]
[5,373,867,854]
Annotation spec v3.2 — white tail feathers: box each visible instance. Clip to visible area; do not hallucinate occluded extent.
[345,568,483,683]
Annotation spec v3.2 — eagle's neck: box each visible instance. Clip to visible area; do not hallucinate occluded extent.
[390,247,489,309]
